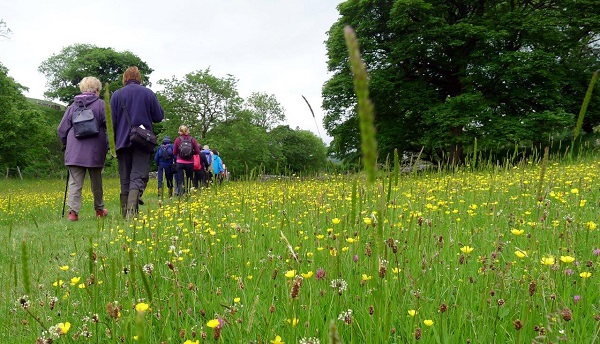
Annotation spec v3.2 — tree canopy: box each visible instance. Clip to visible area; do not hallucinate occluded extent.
[245,92,286,130]
[323,0,600,163]
[0,62,60,175]
[38,44,152,104]
[157,69,242,139]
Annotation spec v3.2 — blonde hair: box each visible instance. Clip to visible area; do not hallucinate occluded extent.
[122,66,142,85]
[178,125,190,135]
[79,76,102,93]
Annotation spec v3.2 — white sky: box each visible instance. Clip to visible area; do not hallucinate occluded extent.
[0,1,341,144]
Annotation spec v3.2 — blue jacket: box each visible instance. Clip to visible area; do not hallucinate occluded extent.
[110,80,164,151]
[213,154,224,175]
[57,93,109,168]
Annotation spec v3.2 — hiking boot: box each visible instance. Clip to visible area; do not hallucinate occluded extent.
[96,209,108,217]
[126,189,141,220]
[67,211,78,221]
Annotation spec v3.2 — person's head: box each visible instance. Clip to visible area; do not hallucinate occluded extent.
[211,149,219,156]
[79,76,102,94]
[162,136,171,144]
[178,125,190,136]
[203,145,209,150]
[122,66,142,85]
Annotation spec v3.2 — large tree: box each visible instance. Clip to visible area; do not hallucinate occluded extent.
[244,92,286,130]
[39,44,152,103]
[323,0,600,163]
[0,63,56,175]
[157,69,242,139]
[269,125,328,174]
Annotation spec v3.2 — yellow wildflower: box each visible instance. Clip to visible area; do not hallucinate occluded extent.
[560,256,575,263]
[135,302,150,313]
[514,250,527,258]
[511,229,524,236]
[206,319,220,328]
[270,335,285,344]
[58,322,71,334]
[541,256,555,265]
[460,245,474,254]
[301,271,314,279]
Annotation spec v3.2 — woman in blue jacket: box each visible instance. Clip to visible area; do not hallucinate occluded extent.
[212,149,225,185]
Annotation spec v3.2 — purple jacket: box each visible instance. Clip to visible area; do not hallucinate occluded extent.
[57,93,109,168]
[110,80,164,151]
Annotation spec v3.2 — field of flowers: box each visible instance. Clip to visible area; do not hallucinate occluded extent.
[1,158,600,343]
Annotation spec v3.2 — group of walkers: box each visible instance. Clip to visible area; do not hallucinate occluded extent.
[154,126,226,198]
[57,66,225,221]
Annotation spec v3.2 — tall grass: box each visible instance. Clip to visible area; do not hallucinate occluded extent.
[1,153,600,343]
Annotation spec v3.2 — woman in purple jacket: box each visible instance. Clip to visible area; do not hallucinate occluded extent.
[110,67,164,218]
[57,76,109,221]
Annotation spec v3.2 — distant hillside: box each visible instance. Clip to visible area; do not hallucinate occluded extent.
[26,97,66,111]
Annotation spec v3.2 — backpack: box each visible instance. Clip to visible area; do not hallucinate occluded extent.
[159,144,173,161]
[71,101,99,138]
[202,150,212,165]
[178,136,194,159]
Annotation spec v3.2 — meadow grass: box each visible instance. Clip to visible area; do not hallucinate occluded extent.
[1,158,600,343]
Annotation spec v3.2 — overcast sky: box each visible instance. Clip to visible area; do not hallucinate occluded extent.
[1,0,342,144]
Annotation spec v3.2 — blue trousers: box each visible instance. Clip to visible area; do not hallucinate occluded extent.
[157,163,174,189]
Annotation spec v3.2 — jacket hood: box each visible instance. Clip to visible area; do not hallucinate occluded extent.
[73,93,100,107]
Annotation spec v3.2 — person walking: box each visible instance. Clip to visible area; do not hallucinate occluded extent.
[154,136,176,198]
[212,149,225,185]
[173,125,200,196]
[192,148,209,189]
[110,66,164,218]
[57,76,109,221]
[201,145,213,185]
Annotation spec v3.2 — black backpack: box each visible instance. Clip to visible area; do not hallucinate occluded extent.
[178,136,194,159]
[159,144,173,161]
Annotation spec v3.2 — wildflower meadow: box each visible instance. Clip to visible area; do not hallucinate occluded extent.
[1,155,600,343]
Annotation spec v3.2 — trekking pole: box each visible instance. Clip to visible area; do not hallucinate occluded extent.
[62,169,69,217]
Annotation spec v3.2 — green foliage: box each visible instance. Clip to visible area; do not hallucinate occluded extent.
[0,63,62,175]
[245,92,286,130]
[269,125,329,174]
[324,0,600,164]
[38,44,153,103]
[205,116,272,177]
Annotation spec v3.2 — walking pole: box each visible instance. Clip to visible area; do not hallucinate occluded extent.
[62,169,69,217]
